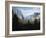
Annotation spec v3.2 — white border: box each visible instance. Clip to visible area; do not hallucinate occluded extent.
[9,3,43,35]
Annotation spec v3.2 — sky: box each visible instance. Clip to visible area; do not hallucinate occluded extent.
[12,7,40,18]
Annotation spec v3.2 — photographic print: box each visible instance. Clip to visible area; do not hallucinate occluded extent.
[12,7,40,31]
[5,2,45,37]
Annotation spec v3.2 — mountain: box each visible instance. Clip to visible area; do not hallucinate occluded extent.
[15,10,40,23]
